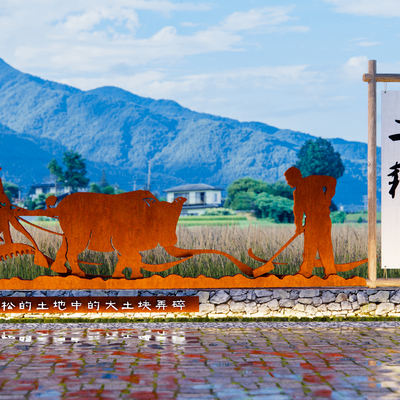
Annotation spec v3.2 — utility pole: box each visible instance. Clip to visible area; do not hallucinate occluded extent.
[133,181,136,191]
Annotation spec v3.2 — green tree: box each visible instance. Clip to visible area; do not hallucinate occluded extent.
[102,186,115,195]
[89,183,101,193]
[268,181,294,200]
[296,137,345,179]
[254,193,294,222]
[48,150,89,192]
[225,178,270,209]
[3,182,19,201]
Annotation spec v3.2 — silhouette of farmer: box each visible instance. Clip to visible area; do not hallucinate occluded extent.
[284,167,336,278]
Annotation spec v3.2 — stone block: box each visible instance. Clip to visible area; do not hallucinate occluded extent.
[322,291,336,303]
[199,304,215,313]
[117,290,139,297]
[369,291,389,303]
[348,294,357,303]
[305,305,317,315]
[352,301,360,310]
[312,297,322,307]
[327,303,341,311]
[265,299,279,311]
[299,289,320,298]
[341,301,352,311]
[273,290,289,299]
[335,293,347,302]
[215,304,229,313]
[229,289,247,297]
[293,303,305,312]
[257,296,272,304]
[357,292,369,305]
[198,291,210,304]
[390,290,400,304]
[254,289,273,298]
[361,303,377,313]
[247,291,256,301]
[232,295,247,302]
[229,301,246,313]
[290,291,299,300]
[31,291,46,297]
[10,292,27,297]
[376,303,395,316]
[317,304,327,312]
[297,298,313,304]
[258,304,271,314]
[245,302,258,314]
[71,290,90,297]
[279,299,294,308]
[210,290,230,305]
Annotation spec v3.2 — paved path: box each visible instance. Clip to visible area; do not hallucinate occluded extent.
[0,322,399,399]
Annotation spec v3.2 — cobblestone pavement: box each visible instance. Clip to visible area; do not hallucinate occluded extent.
[0,322,399,399]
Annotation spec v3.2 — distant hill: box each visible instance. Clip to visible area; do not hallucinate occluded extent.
[0,58,378,210]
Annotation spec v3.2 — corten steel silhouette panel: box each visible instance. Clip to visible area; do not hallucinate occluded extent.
[0,167,367,289]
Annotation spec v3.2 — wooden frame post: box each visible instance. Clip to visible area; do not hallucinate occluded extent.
[363,61,400,287]
[367,60,377,286]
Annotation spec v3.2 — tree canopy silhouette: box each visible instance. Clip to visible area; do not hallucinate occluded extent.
[296,138,345,180]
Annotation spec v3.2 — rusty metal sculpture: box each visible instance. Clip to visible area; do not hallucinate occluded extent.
[0,166,367,289]
[249,167,367,278]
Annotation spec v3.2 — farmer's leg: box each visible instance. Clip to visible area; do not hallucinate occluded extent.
[298,227,317,278]
[318,220,336,277]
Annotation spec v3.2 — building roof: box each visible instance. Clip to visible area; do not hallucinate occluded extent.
[31,183,56,189]
[164,183,224,192]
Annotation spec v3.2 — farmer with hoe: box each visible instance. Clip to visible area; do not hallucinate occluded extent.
[284,166,337,279]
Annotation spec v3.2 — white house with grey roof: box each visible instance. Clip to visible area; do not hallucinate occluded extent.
[164,184,224,216]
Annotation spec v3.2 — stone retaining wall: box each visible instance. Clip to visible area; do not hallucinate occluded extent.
[1,288,400,319]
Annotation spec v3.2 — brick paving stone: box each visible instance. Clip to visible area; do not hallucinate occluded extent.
[0,322,400,398]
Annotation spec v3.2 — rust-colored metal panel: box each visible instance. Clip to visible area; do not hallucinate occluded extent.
[0,166,367,288]
[0,296,199,313]
[0,274,366,290]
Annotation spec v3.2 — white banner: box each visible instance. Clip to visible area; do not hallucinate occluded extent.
[381,91,400,268]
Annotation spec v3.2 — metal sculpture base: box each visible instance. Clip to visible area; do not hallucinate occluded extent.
[0,274,366,290]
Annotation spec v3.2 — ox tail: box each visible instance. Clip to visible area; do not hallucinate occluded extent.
[164,246,254,277]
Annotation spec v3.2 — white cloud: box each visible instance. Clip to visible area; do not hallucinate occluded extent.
[343,55,368,81]
[221,6,294,31]
[357,41,381,47]
[325,0,400,17]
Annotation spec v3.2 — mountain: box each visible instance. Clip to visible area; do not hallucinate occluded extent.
[0,58,377,210]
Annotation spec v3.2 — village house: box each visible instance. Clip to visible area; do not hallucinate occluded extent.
[164,183,224,216]
[30,182,87,200]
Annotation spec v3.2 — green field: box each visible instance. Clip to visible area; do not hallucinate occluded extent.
[178,215,276,227]
[345,212,381,223]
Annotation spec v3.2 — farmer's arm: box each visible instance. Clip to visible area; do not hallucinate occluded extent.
[293,189,305,234]
[322,176,336,203]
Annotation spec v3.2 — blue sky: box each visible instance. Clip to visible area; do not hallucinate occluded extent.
[1,0,400,144]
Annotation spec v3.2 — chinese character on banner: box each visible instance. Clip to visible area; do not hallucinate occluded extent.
[121,301,134,310]
[71,301,82,311]
[156,300,167,310]
[172,300,186,310]
[388,162,400,198]
[19,301,32,311]
[37,302,49,310]
[1,302,15,311]
[88,301,100,311]
[106,301,118,311]
[53,300,66,311]
[138,300,151,311]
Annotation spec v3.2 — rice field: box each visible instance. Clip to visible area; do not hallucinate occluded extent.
[0,221,389,279]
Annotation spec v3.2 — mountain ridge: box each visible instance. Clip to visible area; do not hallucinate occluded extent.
[0,58,377,209]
